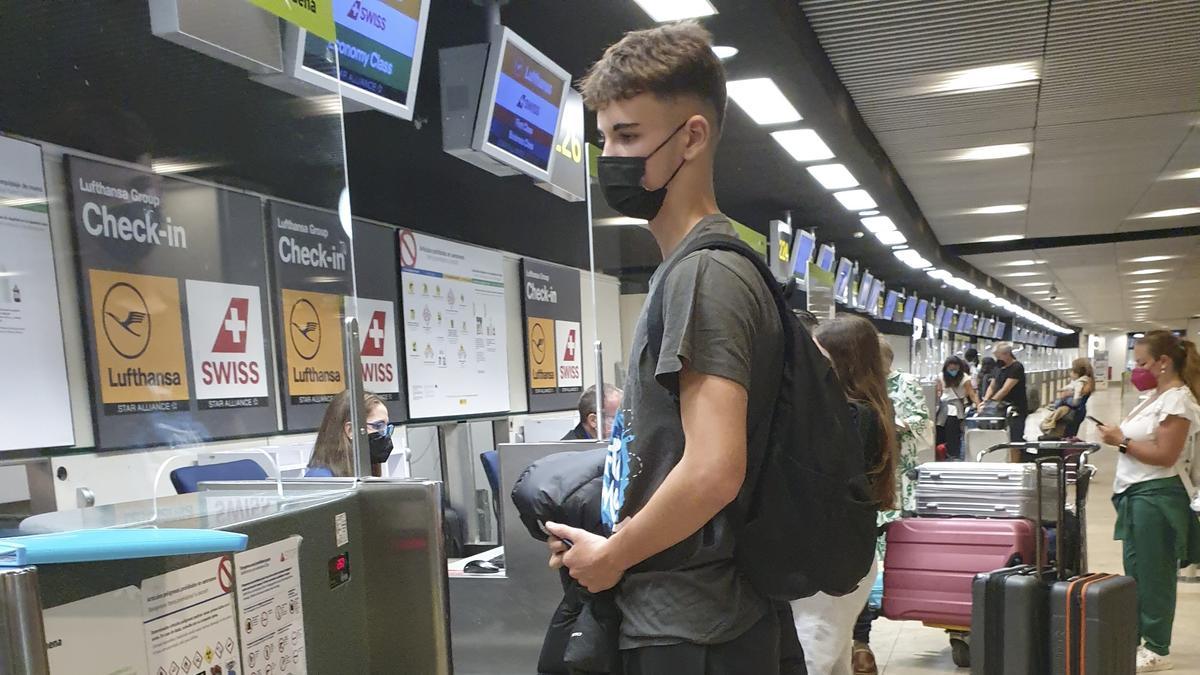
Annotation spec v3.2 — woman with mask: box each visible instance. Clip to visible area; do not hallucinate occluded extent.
[1098,331,1200,672]
[307,390,394,477]
[791,315,898,675]
[935,356,980,461]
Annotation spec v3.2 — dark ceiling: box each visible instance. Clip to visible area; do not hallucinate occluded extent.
[0,0,1069,329]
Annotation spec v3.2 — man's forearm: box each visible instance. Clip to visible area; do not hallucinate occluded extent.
[605,452,741,571]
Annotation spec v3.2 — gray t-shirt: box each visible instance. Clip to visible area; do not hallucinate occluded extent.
[599,215,784,648]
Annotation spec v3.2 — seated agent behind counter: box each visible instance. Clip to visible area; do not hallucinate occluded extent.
[306,390,394,477]
[544,21,795,675]
[563,384,623,440]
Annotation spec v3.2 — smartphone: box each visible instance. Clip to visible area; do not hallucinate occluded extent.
[1087,415,1105,426]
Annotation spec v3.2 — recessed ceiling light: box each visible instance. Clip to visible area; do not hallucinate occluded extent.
[1126,255,1180,263]
[924,61,1040,94]
[595,216,649,226]
[1162,168,1200,180]
[632,0,716,21]
[1127,269,1170,275]
[894,249,931,268]
[1001,259,1046,267]
[1132,279,1167,285]
[964,204,1027,215]
[859,210,880,216]
[770,129,834,162]
[711,45,739,60]
[1020,282,1051,287]
[978,234,1026,242]
[1004,272,1041,277]
[726,78,802,125]
[928,269,953,281]
[950,143,1032,161]
[1030,290,1051,295]
[806,163,859,190]
[1131,207,1200,219]
[875,230,907,246]
[860,216,896,233]
[833,189,877,211]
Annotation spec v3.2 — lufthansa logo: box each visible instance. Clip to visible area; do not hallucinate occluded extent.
[102,282,151,359]
[530,322,547,365]
[288,298,322,361]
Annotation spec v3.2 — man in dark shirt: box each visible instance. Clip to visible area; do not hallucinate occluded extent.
[562,384,622,440]
[983,342,1029,455]
[542,21,787,675]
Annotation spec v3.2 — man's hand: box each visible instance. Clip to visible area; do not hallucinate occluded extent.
[544,521,626,593]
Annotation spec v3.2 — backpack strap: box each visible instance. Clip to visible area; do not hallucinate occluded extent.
[644,232,794,399]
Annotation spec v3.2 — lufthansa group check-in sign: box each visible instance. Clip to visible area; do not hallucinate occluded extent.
[267,200,353,431]
[68,156,280,450]
[520,258,582,413]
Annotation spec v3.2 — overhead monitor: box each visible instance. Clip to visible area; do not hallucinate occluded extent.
[883,290,900,321]
[941,307,956,330]
[473,25,571,182]
[933,304,946,329]
[284,0,432,121]
[981,318,994,337]
[816,243,836,273]
[955,311,969,333]
[790,229,816,283]
[833,258,853,304]
[902,295,918,323]
[867,279,885,316]
[856,270,875,310]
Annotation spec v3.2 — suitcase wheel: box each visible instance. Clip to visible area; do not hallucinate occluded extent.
[949,635,970,668]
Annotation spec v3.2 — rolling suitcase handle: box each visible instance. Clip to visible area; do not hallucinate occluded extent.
[1034,455,1068,582]
[975,441,1100,463]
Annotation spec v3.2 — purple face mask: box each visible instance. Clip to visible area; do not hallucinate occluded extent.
[1130,367,1158,392]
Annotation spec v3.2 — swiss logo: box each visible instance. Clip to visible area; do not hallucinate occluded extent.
[361,310,387,357]
[212,298,250,353]
[561,328,577,362]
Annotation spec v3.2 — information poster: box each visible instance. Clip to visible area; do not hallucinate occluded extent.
[0,136,74,451]
[267,200,353,431]
[521,258,583,413]
[68,156,279,449]
[352,219,407,422]
[141,556,241,675]
[43,586,148,675]
[234,537,307,675]
[399,229,510,419]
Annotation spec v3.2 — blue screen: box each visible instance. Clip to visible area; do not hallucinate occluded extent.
[902,295,918,323]
[792,231,816,277]
[883,291,900,320]
[834,258,853,303]
[941,308,955,329]
[857,272,874,309]
[916,299,929,323]
[817,245,836,273]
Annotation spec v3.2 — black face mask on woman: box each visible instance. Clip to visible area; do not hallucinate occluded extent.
[368,432,394,464]
[596,121,688,221]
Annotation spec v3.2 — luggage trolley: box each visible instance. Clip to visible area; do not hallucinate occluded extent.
[883,440,1100,667]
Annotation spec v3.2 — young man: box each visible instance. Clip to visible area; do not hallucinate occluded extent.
[982,343,1029,459]
[543,21,787,674]
[561,384,623,440]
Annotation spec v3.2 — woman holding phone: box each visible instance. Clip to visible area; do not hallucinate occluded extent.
[1097,331,1200,672]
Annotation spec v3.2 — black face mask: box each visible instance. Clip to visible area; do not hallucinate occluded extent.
[596,121,688,221]
[368,432,394,464]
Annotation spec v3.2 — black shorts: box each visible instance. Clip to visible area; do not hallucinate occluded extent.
[622,605,800,675]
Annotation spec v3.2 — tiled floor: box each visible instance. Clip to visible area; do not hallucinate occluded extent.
[870,386,1200,673]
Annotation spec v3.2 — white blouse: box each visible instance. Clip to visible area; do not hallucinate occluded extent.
[1114,385,1200,494]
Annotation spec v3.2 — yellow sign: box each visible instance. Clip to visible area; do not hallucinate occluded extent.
[527,317,557,391]
[282,289,345,398]
[90,270,189,405]
[778,238,791,263]
[248,0,335,41]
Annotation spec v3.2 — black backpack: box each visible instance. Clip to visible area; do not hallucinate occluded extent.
[646,232,877,600]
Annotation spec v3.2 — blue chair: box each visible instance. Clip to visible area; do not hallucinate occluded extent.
[1063,393,1092,438]
[170,459,268,494]
[480,451,501,520]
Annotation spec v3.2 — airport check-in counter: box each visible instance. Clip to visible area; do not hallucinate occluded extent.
[448,441,604,675]
[12,479,451,674]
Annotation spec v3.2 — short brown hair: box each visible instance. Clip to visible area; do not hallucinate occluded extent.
[580,21,727,129]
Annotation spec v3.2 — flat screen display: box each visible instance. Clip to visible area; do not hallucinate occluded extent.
[915,299,929,323]
[995,321,1006,340]
[479,27,569,177]
[955,312,969,333]
[867,280,884,316]
[883,291,900,321]
[834,258,853,304]
[791,230,816,281]
[941,308,955,330]
[298,0,430,120]
[816,244,836,273]
[933,304,946,329]
[902,295,918,323]
[856,271,874,310]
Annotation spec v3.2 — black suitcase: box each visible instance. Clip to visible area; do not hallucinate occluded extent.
[970,457,1063,675]
[1049,572,1138,675]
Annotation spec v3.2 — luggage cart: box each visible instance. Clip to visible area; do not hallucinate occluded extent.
[962,404,1014,460]
[886,440,1100,667]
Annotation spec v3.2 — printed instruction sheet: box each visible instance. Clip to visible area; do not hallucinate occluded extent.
[141,555,241,675]
[234,536,306,675]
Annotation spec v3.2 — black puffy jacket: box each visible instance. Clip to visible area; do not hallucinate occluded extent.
[511,449,621,675]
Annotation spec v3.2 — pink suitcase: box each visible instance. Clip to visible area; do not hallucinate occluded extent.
[882,517,1038,629]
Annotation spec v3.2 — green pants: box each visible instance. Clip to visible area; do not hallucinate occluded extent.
[1113,477,1200,656]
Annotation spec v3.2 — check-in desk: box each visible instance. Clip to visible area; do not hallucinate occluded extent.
[16,479,451,674]
[448,441,604,675]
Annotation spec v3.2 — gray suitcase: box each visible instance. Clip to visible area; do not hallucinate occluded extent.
[915,462,1060,521]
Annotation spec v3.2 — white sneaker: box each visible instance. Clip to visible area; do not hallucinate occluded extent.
[1137,645,1173,672]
